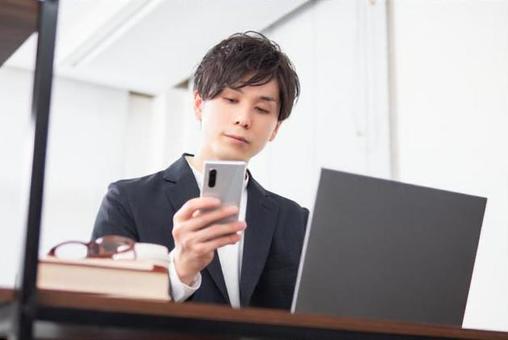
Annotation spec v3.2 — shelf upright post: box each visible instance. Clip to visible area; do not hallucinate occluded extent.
[12,1,59,339]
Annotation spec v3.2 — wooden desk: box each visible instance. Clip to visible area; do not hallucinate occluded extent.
[1,288,507,339]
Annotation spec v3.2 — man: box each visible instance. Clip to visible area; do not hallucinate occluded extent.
[93,31,308,310]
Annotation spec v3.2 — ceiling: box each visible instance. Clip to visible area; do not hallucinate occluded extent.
[5,0,308,95]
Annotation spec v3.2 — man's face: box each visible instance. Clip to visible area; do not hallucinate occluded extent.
[194,78,281,162]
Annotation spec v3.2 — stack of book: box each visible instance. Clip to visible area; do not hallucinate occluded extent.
[37,256,170,300]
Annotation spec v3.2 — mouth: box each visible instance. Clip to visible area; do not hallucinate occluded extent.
[224,133,249,144]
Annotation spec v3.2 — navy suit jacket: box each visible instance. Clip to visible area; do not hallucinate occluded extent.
[92,155,308,310]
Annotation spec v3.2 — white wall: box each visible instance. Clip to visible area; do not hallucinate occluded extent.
[40,75,130,253]
[243,0,390,210]
[155,88,199,167]
[0,67,35,287]
[0,67,132,286]
[391,0,508,331]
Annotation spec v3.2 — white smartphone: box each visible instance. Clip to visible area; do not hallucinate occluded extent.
[201,160,247,224]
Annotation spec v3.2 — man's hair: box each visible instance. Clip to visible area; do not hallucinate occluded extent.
[193,31,300,121]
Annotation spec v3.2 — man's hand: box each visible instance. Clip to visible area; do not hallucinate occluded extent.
[172,197,246,285]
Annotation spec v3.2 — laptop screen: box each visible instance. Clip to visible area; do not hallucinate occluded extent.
[292,168,486,326]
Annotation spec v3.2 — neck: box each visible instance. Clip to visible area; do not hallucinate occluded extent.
[188,153,205,173]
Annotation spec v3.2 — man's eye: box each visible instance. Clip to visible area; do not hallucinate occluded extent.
[224,97,238,103]
[255,107,269,113]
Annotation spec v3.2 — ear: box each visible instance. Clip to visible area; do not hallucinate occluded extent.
[193,91,204,121]
[269,121,282,142]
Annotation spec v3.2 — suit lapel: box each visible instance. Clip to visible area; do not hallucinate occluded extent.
[162,156,200,212]
[163,155,229,303]
[240,177,278,307]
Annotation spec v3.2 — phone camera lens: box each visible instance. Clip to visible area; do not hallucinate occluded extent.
[208,169,217,188]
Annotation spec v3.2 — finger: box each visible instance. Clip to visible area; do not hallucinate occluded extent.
[194,221,247,243]
[199,233,243,253]
[184,205,239,232]
[174,197,221,221]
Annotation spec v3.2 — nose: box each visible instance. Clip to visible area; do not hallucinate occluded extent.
[234,107,251,129]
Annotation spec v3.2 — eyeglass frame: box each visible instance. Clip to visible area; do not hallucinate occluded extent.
[47,235,137,259]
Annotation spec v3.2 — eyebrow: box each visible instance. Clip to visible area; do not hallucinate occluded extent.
[229,88,278,103]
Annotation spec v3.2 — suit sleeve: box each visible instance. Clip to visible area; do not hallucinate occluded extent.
[92,182,139,241]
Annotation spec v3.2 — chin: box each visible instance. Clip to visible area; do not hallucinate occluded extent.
[222,154,249,162]
[214,149,250,162]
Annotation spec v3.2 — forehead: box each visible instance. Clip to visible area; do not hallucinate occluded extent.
[225,78,280,101]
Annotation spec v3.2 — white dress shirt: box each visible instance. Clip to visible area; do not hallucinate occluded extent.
[168,158,248,307]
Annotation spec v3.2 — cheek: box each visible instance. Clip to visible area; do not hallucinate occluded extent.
[201,114,228,141]
[265,121,279,138]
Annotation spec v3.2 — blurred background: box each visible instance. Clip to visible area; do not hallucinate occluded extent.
[0,0,507,331]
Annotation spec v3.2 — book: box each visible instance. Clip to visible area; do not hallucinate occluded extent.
[37,256,171,301]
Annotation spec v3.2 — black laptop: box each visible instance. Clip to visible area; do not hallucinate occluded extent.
[291,168,486,326]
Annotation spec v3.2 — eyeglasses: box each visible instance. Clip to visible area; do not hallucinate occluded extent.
[47,235,136,260]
